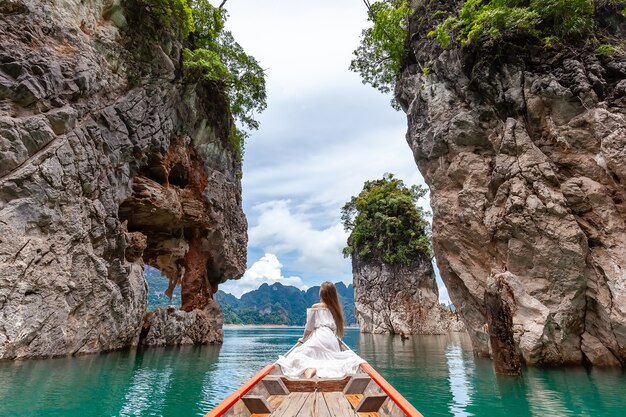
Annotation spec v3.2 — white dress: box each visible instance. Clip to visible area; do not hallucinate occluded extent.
[276,307,365,378]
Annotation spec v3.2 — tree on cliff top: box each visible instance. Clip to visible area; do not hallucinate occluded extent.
[341,174,431,266]
[350,0,411,110]
[144,0,266,161]
[185,0,267,135]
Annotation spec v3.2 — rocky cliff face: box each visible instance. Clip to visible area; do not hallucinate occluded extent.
[397,1,626,367]
[353,253,461,335]
[0,0,246,359]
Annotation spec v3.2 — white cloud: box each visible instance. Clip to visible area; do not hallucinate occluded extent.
[248,201,349,276]
[225,0,370,99]
[220,253,307,297]
[243,123,426,216]
[216,0,451,299]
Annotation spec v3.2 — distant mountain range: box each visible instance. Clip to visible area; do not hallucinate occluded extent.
[215,282,357,326]
[145,267,356,326]
[145,266,181,311]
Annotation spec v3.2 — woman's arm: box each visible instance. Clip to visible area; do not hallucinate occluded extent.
[300,308,315,342]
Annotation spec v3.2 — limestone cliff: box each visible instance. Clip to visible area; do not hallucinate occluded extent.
[398,1,626,366]
[353,253,461,335]
[344,175,462,335]
[0,0,246,359]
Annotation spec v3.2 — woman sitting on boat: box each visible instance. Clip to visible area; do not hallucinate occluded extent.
[276,281,364,379]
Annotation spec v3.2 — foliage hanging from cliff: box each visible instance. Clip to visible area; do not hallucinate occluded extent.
[186,1,267,135]
[341,174,431,266]
[144,0,266,160]
[145,0,195,38]
[432,0,626,50]
[350,0,411,110]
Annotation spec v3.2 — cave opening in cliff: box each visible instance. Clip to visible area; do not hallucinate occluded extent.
[118,142,218,315]
[144,265,181,311]
[168,163,189,188]
[118,187,188,313]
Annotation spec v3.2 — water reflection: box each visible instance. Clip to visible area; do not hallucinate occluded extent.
[445,344,474,417]
[521,366,626,417]
[1,328,625,417]
[114,345,223,417]
[356,331,476,416]
[162,345,221,416]
[524,368,571,417]
[119,367,173,416]
[0,348,141,416]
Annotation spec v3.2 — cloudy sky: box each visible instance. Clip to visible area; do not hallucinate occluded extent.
[217,0,449,303]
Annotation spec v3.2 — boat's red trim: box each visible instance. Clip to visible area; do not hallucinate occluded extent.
[204,364,276,417]
[360,362,424,417]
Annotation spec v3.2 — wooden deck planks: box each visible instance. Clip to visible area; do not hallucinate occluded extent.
[345,394,363,409]
[323,392,357,417]
[314,391,333,417]
[266,395,287,411]
[298,391,317,417]
[269,391,363,417]
[271,392,311,417]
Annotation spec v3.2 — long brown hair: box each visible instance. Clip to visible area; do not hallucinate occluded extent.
[319,281,344,337]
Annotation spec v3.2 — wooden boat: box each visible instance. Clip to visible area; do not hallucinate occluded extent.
[205,340,423,417]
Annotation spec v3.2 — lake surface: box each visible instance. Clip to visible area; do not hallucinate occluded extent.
[0,327,624,416]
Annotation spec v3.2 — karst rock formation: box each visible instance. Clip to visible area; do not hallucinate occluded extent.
[398,1,626,368]
[353,253,462,335]
[0,0,246,359]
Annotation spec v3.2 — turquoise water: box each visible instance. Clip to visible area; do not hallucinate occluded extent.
[0,327,624,416]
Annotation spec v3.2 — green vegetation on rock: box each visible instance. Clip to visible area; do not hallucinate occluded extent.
[350,0,410,109]
[341,174,431,266]
[596,43,619,56]
[145,0,194,38]
[144,0,266,161]
[431,0,540,48]
[185,1,266,135]
[432,0,626,50]
[351,1,625,106]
